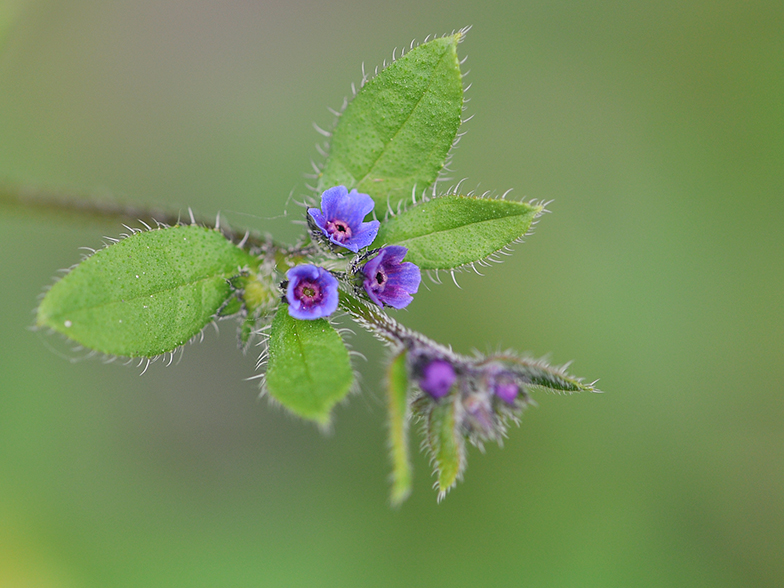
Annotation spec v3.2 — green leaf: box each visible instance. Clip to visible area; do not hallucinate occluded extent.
[373,195,543,270]
[37,225,258,358]
[318,33,465,210]
[387,350,412,506]
[265,307,354,424]
[486,353,602,395]
[426,396,465,501]
[218,295,243,317]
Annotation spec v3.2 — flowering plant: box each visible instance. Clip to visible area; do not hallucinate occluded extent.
[29,29,599,504]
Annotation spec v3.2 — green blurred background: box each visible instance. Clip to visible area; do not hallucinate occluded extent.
[1,1,782,586]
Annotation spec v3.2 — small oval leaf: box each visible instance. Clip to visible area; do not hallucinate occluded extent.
[387,350,412,506]
[37,225,258,357]
[426,396,465,501]
[265,306,354,424]
[374,195,543,270]
[318,33,465,210]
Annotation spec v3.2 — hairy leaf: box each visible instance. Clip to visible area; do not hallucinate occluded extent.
[374,195,543,270]
[485,353,602,395]
[37,225,258,357]
[318,33,464,210]
[387,350,412,506]
[426,396,465,500]
[265,307,354,424]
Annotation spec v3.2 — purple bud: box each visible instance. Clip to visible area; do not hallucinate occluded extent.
[419,359,456,399]
[362,246,421,309]
[307,186,380,252]
[494,381,519,404]
[480,362,522,404]
[285,265,339,320]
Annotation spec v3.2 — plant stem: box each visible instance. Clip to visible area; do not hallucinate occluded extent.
[0,182,320,263]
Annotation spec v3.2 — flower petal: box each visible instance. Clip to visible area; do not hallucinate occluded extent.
[364,288,384,307]
[380,245,408,264]
[386,262,421,293]
[287,264,320,282]
[330,189,375,228]
[377,285,414,309]
[348,220,380,252]
[363,251,384,277]
[307,208,327,230]
[319,186,348,219]
[319,277,339,316]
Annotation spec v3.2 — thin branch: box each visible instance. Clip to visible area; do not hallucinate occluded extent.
[0,183,317,261]
[338,292,452,355]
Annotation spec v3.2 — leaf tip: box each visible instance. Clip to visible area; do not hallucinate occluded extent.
[313,411,334,430]
[390,483,412,508]
[454,25,472,44]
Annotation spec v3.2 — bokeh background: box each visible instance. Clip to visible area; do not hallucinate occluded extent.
[1,1,782,586]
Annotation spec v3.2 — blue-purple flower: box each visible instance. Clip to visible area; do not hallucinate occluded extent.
[419,359,456,399]
[362,246,421,309]
[308,186,380,253]
[285,265,339,320]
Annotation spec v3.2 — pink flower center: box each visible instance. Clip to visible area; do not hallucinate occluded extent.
[325,219,352,243]
[293,279,323,308]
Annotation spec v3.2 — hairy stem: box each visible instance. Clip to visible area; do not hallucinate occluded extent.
[0,183,319,264]
[339,292,600,394]
[338,292,451,355]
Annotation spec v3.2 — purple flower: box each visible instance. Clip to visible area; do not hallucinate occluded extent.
[285,265,339,320]
[419,359,456,399]
[362,246,421,309]
[308,186,380,253]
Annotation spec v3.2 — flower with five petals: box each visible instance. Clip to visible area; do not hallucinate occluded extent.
[308,186,380,253]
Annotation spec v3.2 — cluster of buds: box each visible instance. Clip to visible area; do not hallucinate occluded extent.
[410,345,532,449]
[412,352,531,443]
[337,287,592,500]
[409,345,593,498]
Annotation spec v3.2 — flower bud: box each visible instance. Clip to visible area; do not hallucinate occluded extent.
[418,359,456,399]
